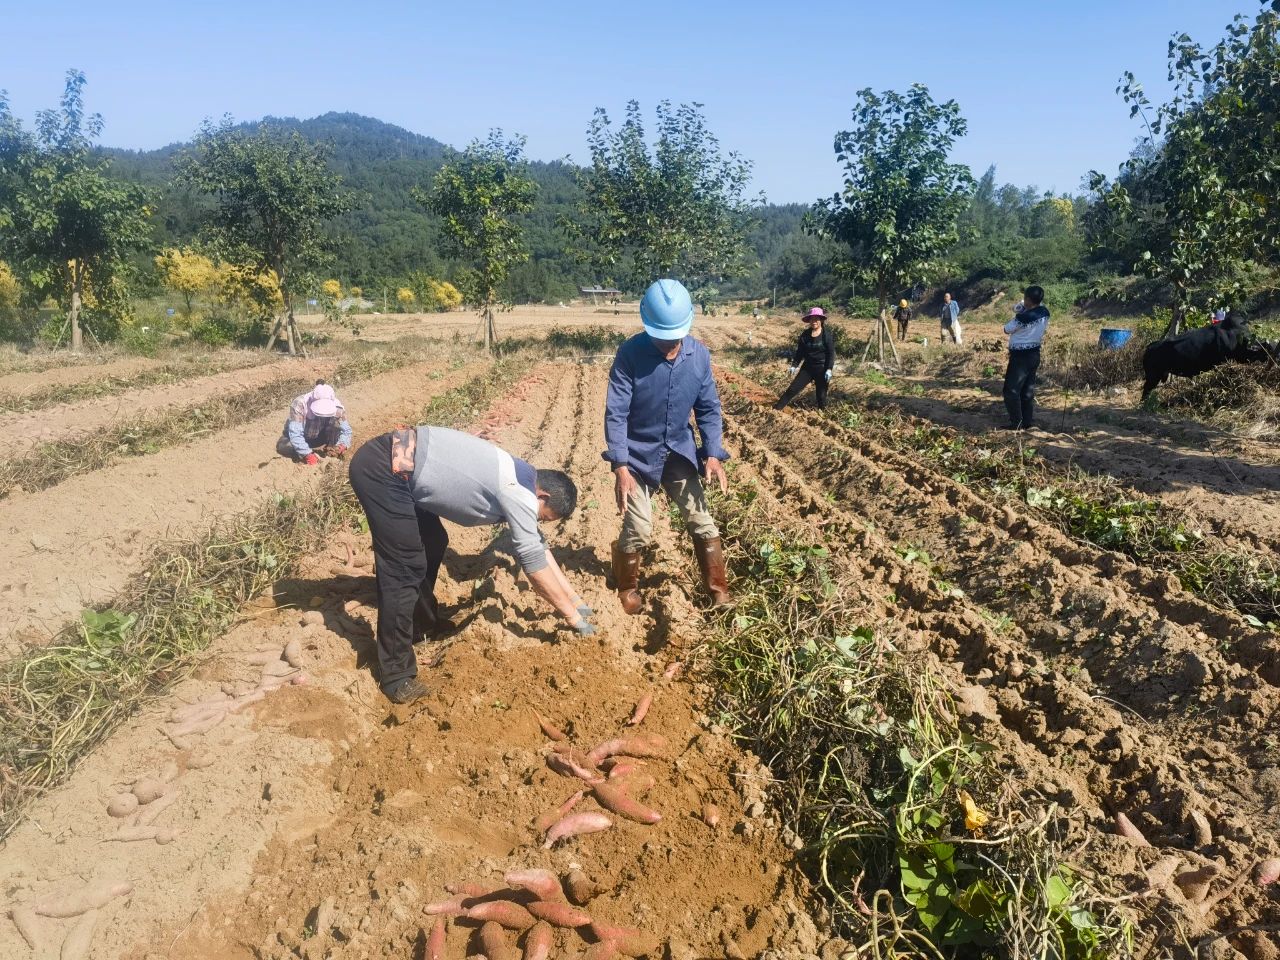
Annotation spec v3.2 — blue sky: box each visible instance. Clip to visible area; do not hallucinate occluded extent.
[0,0,1257,203]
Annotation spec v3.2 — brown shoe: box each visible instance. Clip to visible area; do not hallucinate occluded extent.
[611,540,643,615]
[693,536,733,608]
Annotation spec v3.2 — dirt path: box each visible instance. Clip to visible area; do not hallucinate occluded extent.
[0,355,163,395]
[1,356,324,460]
[0,363,824,960]
[0,358,478,655]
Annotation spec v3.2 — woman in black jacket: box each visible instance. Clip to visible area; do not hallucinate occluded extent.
[774,307,836,411]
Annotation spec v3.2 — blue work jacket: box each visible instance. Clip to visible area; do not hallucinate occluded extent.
[602,333,730,488]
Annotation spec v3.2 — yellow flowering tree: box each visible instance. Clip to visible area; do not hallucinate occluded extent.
[431,280,462,310]
[154,247,217,318]
[320,278,342,300]
[0,262,20,315]
[396,287,415,311]
[216,263,284,321]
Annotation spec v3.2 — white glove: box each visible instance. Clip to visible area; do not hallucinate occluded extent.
[788,366,798,375]
[824,370,832,381]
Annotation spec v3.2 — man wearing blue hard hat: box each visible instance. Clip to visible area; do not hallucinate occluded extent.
[603,278,732,614]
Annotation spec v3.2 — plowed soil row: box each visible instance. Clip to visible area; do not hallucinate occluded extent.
[718,375,1279,955]
[0,355,476,655]
[3,354,323,460]
[0,362,827,960]
[0,354,163,393]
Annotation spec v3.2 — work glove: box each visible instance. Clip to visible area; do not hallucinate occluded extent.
[824,370,833,382]
[333,443,348,457]
[788,366,798,375]
[572,617,597,637]
[303,453,320,466]
[572,597,594,618]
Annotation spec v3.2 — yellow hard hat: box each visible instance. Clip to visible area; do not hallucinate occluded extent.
[899,299,908,308]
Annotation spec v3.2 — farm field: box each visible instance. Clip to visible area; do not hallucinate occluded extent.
[0,312,1277,960]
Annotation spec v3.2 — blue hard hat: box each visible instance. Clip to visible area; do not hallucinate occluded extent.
[640,279,694,340]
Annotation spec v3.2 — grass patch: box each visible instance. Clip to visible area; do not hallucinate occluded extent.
[0,362,515,840]
[703,481,1135,958]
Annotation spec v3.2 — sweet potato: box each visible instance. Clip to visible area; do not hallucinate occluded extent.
[542,811,612,849]
[445,881,499,898]
[423,895,470,916]
[563,869,601,906]
[106,794,138,818]
[534,791,585,833]
[702,803,721,829]
[60,908,98,960]
[1254,858,1280,886]
[627,694,653,726]
[532,710,568,742]
[34,880,132,919]
[479,920,519,960]
[590,922,660,958]
[1113,813,1150,847]
[134,789,179,826]
[592,783,660,825]
[608,773,655,797]
[546,753,603,784]
[523,921,554,960]
[582,943,620,960]
[104,825,169,843]
[586,735,667,766]
[169,712,225,738]
[8,904,42,952]
[527,900,592,928]
[244,651,281,665]
[261,659,299,678]
[467,901,536,931]
[427,917,446,960]
[132,777,167,804]
[170,696,229,721]
[283,639,304,668]
[504,869,562,902]
[662,662,682,681]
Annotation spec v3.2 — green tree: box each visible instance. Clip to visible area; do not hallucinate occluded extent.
[176,118,351,354]
[0,71,152,350]
[1090,2,1279,336]
[564,100,759,294]
[416,131,536,351]
[811,84,974,363]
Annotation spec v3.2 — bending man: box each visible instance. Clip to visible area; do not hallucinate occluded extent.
[350,425,592,704]
[605,278,733,613]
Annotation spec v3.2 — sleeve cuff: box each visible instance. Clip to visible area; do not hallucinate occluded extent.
[699,446,731,462]
[602,449,629,466]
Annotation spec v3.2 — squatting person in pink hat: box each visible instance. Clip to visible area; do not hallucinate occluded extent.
[774,307,836,411]
[276,380,353,464]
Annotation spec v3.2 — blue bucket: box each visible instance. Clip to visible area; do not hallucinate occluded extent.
[1098,328,1133,350]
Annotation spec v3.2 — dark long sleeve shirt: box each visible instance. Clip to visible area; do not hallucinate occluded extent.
[790,328,835,372]
[603,333,730,488]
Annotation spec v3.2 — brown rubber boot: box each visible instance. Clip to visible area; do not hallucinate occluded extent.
[611,540,643,615]
[693,536,733,608]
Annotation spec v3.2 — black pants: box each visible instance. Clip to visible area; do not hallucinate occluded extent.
[897,319,909,341]
[348,433,449,693]
[1003,348,1041,427]
[774,365,829,411]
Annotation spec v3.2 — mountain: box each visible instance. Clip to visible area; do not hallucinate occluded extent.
[101,112,812,303]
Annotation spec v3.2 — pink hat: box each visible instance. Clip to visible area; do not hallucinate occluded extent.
[309,384,338,417]
[804,307,826,320]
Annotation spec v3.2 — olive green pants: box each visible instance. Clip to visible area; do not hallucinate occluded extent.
[619,456,719,552]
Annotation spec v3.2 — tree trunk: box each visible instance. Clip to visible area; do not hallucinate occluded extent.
[482,303,493,354]
[70,260,84,353]
[1164,291,1185,340]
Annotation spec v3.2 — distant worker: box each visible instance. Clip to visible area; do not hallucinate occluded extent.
[774,307,835,412]
[605,279,733,615]
[893,299,913,341]
[940,292,963,345]
[349,425,590,704]
[1000,285,1049,431]
[277,380,352,464]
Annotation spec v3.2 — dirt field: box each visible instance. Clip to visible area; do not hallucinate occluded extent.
[1,308,1277,960]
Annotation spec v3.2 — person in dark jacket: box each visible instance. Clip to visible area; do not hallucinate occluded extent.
[893,299,912,341]
[774,307,836,411]
[1001,285,1049,430]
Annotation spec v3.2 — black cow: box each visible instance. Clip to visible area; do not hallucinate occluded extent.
[1140,312,1275,399]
